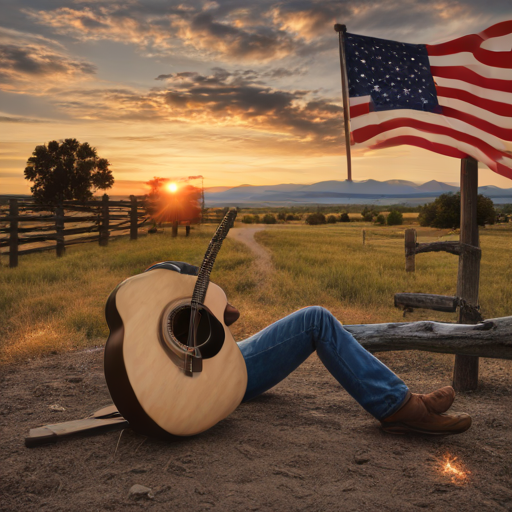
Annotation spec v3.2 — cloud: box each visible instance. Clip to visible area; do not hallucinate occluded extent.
[0,115,46,123]
[22,0,511,66]
[37,67,343,154]
[0,29,96,93]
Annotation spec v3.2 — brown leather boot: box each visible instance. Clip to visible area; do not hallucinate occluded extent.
[381,387,471,435]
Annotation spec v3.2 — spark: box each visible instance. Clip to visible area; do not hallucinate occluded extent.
[439,455,470,485]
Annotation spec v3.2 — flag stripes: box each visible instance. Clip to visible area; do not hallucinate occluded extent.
[347,20,512,180]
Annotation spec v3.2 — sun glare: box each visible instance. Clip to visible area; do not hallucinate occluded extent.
[167,182,178,193]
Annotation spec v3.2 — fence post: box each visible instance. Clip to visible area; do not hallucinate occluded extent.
[55,205,65,257]
[453,157,480,391]
[404,228,416,272]
[9,198,18,268]
[362,229,366,245]
[185,225,190,237]
[99,194,110,247]
[129,195,138,241]
[172,221,178,237]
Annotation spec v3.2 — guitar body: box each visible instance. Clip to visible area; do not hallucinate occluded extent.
[104,267,248,439]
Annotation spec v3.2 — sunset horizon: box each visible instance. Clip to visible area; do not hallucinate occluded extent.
[2,2,512,196]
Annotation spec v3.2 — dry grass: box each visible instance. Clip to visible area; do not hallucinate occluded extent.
[1,222,510,364]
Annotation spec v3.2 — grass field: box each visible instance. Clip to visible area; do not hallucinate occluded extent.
[1,221,510,364]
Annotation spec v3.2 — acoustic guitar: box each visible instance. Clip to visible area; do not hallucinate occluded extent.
[104,210,248,440]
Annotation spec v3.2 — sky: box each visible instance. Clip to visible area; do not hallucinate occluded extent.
[1,0,512,196]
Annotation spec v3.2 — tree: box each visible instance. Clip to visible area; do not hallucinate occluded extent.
[375,213,386,225]
[361,206,379,222]
[327,214,337,224]
[387,210,403,226]
[24,139,114,205]
[339,212,350,222]
[418,193,496,228]
[262,214,276,224]
[305,213,326,225]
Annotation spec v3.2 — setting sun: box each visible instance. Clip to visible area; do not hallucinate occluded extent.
[167,182,178,193]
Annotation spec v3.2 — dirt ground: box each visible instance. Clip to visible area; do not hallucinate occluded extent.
[1,346,511,512]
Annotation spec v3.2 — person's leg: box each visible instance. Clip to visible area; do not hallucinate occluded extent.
[237,306,409,420]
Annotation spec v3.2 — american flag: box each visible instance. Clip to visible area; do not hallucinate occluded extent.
[345,20,512,180]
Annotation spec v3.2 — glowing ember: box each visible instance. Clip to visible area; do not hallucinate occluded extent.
[167,182,178,193]
[440,455,470,484]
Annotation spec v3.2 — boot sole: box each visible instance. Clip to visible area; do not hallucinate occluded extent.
[381,420,471,436]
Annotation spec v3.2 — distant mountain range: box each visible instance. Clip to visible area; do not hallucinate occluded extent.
[204,179,512,207]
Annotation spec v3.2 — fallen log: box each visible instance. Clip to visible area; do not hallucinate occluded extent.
[344,316,512,360]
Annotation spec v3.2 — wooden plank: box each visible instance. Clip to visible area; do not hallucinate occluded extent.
[394,293,459,313]
[404,228,416,272]
[9,199,18,268]
[415,241,480,256]
[99,195,109,246]
[55,206,65,257]
[344,316,512,360]
[453,156,480,391]
[130,195,138,241]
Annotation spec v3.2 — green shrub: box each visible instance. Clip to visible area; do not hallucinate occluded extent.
[339,212,350,222]
[277,212,286,221]
[418,193,495,228]
[242,215,254,224]
[253,214,260,223]
[286,214,300,221]
[262,214,276,224]
[361,206,379,222]
[375,214,386,225]
[305,213,326,225]
[387,210,403,226]
[327,214,337,224]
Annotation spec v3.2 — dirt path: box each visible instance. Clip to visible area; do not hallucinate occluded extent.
[229,226,273,278]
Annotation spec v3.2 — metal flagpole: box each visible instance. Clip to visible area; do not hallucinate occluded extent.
[334,23,352,182]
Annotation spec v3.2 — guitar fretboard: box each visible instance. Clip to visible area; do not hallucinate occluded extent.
[190,210,237,307]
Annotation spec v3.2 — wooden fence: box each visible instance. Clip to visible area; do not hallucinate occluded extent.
[0,195,148,268]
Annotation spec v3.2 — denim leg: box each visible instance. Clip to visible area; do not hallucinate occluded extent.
[237,306,409,420]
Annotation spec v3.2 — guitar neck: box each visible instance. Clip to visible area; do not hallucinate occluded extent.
[191,210,237,306]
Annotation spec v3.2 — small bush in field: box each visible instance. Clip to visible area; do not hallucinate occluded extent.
[375,214,386,225]
[262,214,277,224]
[305,213,326,225]
[387,210,403,226]
[286,214,300,221]
[253,214,260,223]
[339,212,350,222]
[327,215,337,224]
[277,212,286,220]
[242,215,254,224]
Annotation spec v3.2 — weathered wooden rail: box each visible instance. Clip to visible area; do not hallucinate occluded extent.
[345,316,512,360]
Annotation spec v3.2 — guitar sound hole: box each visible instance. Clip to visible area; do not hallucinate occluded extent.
[166,305,225,359]
[170,306,212,347]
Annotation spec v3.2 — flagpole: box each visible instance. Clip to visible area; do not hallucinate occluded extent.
[334,23,352,182]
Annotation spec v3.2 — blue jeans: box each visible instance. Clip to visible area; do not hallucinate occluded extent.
[237,307,409,421]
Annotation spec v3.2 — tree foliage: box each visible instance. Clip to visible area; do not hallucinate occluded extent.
[24,139,114,205]
[386,210,403,226]
[262,214,277,224]
[418,193,495,228]
[375,213,386,225]
[327,214,337,224]
[361,206,379,222]
[305,213,326,225]
[339,212,350,222]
